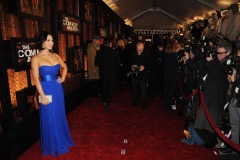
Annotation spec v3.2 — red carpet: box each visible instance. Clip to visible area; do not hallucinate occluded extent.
[18,87,219,160]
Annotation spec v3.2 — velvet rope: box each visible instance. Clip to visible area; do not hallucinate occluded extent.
[178,76,199,100]
[199,91,240,152]
[177,75,240,150]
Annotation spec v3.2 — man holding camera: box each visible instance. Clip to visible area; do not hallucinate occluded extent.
[129,42,150,109]
[194,40,231,148]
[224,46,240,153]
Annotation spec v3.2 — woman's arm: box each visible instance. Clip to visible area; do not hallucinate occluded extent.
[31,56,50,106]
[55,53,67,82]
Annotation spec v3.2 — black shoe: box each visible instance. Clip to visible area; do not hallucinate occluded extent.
[119,88,123,92]
[178,111,183,116]
[164,107,171,111]
[92,95,98,98]
[104,107,108,112]
[133,102,139,107]
[218,147,234,154]
[103,102,108,112]
[142,105,147,110]
[205,140,218,149]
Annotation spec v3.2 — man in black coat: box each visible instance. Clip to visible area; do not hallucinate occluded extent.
[129,41,150,109]
[95,38,121,111]
[194,40,232,147]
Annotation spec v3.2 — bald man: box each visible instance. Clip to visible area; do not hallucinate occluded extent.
[129,42,150,109]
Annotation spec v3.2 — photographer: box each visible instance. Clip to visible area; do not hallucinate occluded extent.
[129,42,150,109]
[225,47,240,154]
[194,40,232,148]
[179,44,199,117]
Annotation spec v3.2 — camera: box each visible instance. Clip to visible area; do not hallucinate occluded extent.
[203,46,218,58]
[226,56,240,76]
[133,65,140,72]
[178,46,191,60]
[193,36,219,59]
[178,50,185,60]
[178,47,186,60]
[184,47,191,53]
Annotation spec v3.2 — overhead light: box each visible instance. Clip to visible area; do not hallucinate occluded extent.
[102,0,119,11]
[124,19,132,26]
[221,9,228,17]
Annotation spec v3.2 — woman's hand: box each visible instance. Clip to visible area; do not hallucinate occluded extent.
[57,76,65,83]
[41,96,50,105]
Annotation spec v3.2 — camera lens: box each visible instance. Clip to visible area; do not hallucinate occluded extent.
[226,68,233,75]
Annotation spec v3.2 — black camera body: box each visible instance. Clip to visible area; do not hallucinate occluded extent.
[178,50,185,60]
[133,65,140,72]
[184,47,191,53]
[193,36,219,59]
[226,56,240,76]
[178,46,191,61]
[203,46,218,58]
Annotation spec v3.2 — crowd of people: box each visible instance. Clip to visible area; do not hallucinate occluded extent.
[33,30,240,158]
[87,35,167,111]
[87,33,240,158]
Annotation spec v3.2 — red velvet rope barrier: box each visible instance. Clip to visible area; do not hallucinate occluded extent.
[177,75,240,150]
[178,76,199,100]
[199,91,240,152]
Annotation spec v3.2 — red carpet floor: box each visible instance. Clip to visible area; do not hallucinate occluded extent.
[18,87,219,160]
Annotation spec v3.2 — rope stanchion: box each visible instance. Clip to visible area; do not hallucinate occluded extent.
[199,91,240,152]
[178,76,199,100]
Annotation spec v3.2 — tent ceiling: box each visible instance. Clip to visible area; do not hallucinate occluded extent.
[104,0,239,31]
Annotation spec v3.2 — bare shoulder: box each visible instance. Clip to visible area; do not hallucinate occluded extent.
[51,53,63,62]
[51,53,60,57]
[31,54,40,62]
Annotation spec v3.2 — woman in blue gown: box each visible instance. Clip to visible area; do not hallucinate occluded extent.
[31,31,74,156]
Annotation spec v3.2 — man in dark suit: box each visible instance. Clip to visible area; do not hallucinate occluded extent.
[95,38,121,112]
[129,41,150,109]
[194,40,231,148]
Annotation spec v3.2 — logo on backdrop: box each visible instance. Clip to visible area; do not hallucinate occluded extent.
[61,14,80,33]
[3,38,39,71]
[14,41,39,71]
[17,44,39,63]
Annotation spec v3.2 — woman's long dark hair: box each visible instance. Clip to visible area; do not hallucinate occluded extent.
[36,31,53,51]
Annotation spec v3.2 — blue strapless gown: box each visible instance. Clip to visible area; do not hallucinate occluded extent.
[39,64,74,156]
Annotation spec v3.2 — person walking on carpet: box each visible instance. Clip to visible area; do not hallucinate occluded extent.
[95,38,121,111]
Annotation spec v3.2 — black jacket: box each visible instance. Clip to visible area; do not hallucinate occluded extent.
[95,46,121,79]
[129,51,150,80]
[194,57,230,132]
